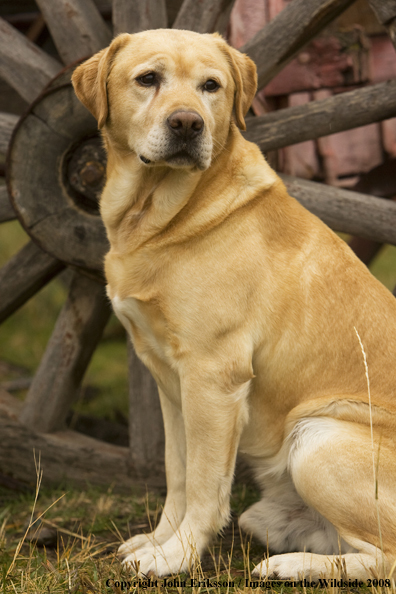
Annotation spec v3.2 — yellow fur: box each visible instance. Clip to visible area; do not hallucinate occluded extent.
[73,29,396,579]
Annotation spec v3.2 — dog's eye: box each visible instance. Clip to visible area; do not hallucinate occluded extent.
[137,72,157,86]
[203,79,219,92]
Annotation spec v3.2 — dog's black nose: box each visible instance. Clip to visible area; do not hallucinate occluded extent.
[167,111,204,139]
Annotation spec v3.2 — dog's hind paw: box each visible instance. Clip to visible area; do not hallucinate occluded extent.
[252,553,318,580]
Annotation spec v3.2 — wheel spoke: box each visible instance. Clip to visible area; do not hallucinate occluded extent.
[19,272,111,433]
[241,0,356,91]
[173,0,235,33]
[127,339,164,474]
[245,80,396,153]
[281,174,396,246]
[113,0,167,35]
[0,18,61,103]
[0,112,18,158]
[368,0,396,49]
[0,185,15,223]
[35,0,111,65]
[0,240,64,324]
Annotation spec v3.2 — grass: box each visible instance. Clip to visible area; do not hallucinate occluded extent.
[0,477,267,594]
[3,476,393,594]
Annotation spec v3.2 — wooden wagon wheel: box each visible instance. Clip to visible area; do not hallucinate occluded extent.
[0,0,396,490]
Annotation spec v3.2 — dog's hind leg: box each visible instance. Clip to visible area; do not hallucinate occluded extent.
[119,389,186,557]
[240,474,351,556]
[252,416,396,580]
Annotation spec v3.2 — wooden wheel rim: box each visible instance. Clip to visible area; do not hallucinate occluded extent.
[6,70,108,274]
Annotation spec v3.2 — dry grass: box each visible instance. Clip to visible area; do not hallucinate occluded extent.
[1,469,395,594]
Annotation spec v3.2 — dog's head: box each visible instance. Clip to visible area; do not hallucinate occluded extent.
[72,29,257,171]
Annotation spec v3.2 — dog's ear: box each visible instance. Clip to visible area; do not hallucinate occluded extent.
[72,34,130,129]
[228,47,257,131]
[216,38,257,131]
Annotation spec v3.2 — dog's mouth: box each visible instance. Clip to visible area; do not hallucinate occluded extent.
[139,133,212,171]
[139,148,202,169]
[165,149,197,166]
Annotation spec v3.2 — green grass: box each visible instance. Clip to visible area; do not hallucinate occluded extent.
[0,479,160,593]
[0,479,391,594]
[0,479,259,594]
[369,244,396,291]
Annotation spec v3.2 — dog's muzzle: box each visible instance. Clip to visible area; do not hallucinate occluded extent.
[139,110,211,170]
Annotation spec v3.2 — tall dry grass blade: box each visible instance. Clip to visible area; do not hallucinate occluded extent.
[110,519,124,544]
[6,451,66,578]
[41,518,88,541]
[6,450,43,577]
[354,327,385,576]
[0,513,8,549]
[354,329,376,489]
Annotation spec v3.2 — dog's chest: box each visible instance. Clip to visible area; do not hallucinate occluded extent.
[112,294,170,357]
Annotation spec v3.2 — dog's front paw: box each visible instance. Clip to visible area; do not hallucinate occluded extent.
[252,553,317,580]
[119,533,155,558]
[122,532,200,577]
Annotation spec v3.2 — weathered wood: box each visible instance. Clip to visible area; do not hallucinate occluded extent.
[281,174,396,246]
[0,112,18,155]
[0,378,32,393]
[0,185,15,223]
[173,0,235,33]
[0,241,64,324]
[368,0,396,49]
[128,340,165,477]
[19,273,111,433]
[0,1,111,14]
[166,0,184,26]
[241,0,357,91]
[7,84,109,272]
[25,13,46,43]
[0,18,61,103]
[35,0,111,65]
[0,390,165,491]
[113,0,167,35]
[244,80,396,153]
[347,162,396,265]
[367,0,396,28]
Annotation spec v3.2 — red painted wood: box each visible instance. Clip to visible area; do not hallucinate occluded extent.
[281,93,320,179]
[229,0,267,49]
[382,118,396,158]
[370,36,396,83]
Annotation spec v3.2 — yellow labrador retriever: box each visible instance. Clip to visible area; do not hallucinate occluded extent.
[72,29,396,579]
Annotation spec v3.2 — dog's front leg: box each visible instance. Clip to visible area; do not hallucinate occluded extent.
[124,374,250,576]
[119,389,186,557]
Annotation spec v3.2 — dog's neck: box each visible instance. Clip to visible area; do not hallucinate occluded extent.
[100,126,277,253]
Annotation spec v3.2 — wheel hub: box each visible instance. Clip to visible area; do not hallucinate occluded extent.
[64,136,106,215]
